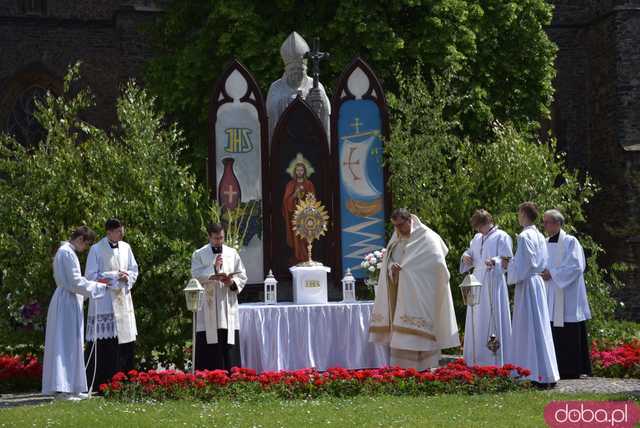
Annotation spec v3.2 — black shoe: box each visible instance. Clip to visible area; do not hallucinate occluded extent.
[532,381,556,390]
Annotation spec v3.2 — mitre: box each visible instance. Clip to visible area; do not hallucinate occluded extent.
[280,31,309,65]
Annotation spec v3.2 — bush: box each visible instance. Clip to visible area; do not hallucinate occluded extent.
[589,319,640,346]
[385,68,621,325]
[0,63,208,368]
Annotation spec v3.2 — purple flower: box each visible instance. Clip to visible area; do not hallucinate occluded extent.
[20,302,42,321]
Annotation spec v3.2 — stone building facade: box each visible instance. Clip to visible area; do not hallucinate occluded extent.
[548,0,640,319]
[0,0,162,146]
[0,1,638,317]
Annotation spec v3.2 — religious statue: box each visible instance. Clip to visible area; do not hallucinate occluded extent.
[282,154,317,265]
[266,32,331,146]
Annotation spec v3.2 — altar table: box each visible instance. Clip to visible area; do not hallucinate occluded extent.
[239,301,389,373]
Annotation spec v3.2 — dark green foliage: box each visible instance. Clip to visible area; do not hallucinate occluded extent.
[0,64,208,367]
[145,0,556,177]
[385,68,619,324]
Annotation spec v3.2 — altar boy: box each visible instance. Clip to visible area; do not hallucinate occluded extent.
[42,227,108,399]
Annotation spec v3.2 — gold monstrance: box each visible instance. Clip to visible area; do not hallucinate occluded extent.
[292,193,330,267]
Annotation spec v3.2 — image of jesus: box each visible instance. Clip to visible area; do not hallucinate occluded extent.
[282,155,316,265]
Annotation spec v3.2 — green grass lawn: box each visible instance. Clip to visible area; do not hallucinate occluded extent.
[1,391,638,427]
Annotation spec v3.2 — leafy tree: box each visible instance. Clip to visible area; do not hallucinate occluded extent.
[385,68,619,325]
[0,64,208,367]
[145,0,556,178]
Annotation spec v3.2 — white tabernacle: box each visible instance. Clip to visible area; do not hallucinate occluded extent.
[290,265,330,304]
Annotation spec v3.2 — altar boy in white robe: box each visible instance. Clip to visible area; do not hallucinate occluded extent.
[541,209,592,379]
[191,223,247,370]
[460,209,513,366]
[42,227,109,399]
[506,202,559,386]
[85,218,138,392]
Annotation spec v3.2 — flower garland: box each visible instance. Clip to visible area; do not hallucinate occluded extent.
[100,359,532,401]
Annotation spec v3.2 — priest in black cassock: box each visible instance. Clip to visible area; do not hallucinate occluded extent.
[541,209,592,379]
[190,223,247,370]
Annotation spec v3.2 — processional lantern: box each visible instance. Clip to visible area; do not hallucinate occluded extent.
[341,268,356,303]
[459,273,483,365]
[264,270,278,305]
[183,278,204,374]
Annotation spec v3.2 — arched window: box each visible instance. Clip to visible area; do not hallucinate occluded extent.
[6,85,48,148]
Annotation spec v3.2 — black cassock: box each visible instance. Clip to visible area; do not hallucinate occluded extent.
[195,329,241,371]
[550,321,592,379]
[547,232,592,379]
[85,338,135,392]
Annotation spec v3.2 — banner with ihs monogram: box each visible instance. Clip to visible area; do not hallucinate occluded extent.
[209,60,268,284]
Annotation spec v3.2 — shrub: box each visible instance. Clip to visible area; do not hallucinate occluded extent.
[0,63,207,368]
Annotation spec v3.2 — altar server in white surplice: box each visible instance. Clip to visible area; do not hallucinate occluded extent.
[369,208,460,370]
[191,222,247,371]
[506,202,559,386]
[541,209,592,379]
[460,209,513,366]
[85,218,138,392]
[42,227,108,400]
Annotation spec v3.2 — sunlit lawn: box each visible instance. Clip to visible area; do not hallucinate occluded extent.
[1,391,638,427]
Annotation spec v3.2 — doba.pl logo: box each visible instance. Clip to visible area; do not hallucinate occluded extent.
[545,401,640,427]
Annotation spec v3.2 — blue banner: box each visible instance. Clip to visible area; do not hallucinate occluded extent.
[338,100,386,278]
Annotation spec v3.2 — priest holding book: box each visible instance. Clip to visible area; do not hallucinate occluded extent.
[191,223,247,370]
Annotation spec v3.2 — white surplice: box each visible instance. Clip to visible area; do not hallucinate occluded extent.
[507,225,560,383]
[191,244,247,344]
[459,227,513,366]
[85,237,138,344]
[545,230,591,326]
[42,242,106,394]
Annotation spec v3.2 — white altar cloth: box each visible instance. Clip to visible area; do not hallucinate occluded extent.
[239,301,389,373]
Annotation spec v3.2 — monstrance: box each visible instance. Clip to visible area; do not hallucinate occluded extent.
[292,193,329,267]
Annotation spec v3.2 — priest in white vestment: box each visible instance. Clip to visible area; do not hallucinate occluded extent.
[85,218,138,391]
[191,222,247,370]
[369,208,460,370]
[541,209,592,378]
[460,209,513,366]
[506,202,559,386]
[42,227,108,399]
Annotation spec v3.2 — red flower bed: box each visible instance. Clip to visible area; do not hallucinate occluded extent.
[591,339,640,378]
[100,359,532,401]
[0,354,42,393]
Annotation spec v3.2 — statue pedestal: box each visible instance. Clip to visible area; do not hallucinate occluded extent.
[290,266,331,304]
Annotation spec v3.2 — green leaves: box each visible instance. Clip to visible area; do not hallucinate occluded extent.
[385,68,617,324]
[145,0,556,174]
[0,64,207,366]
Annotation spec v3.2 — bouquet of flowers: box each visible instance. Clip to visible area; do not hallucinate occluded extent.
[361,248,386,287]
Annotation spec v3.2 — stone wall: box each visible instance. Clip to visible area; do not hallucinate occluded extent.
[0,1,160,134]
[549,0,640,319]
